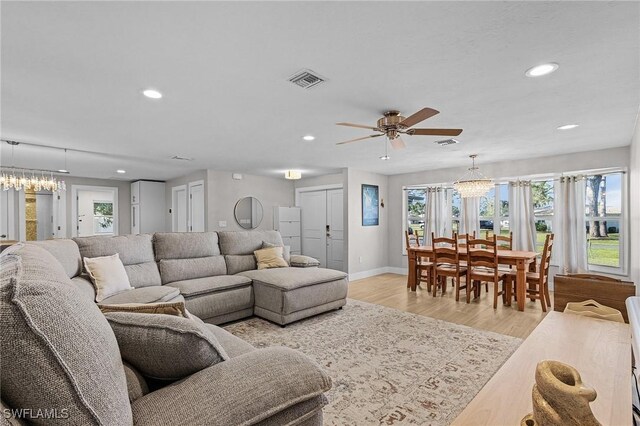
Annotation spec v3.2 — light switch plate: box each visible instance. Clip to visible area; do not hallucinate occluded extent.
[218,221,227,227]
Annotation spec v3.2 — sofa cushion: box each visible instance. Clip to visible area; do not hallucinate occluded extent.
[169,275,252,298]
[123,361,149,403]
[153,232,221,260]
[104,312,229,380]
[202,321,255,358]
[84,253,133,302]
[225,254,257,275]
[0,244,132,425]
[238,267,348,291]
[100,286,181,304]
[70,275,96,302]
[262,241,291,264]
[158,256,227,284]
[99,301,188,317]
[254,246,289,270]
[28,240,82,278]
[218,230,284,255]
[74,234,161,288]
[290,255,321,268]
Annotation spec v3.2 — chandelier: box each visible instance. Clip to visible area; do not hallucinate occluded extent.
[1,140,67,192]
[0,168,67,192]
[453,154,493,198]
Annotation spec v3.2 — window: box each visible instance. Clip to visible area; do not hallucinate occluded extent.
[585,172,624,271]
[532,180,554,253]
[451,190,461,234]
[93,201,114,234]
[497,183,509,235]
[406,189,426,243]
[479,186,495,235]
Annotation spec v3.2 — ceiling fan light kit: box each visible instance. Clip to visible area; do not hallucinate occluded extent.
[453,154,494,198]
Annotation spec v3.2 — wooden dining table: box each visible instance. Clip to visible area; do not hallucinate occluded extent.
[407,246,539,311]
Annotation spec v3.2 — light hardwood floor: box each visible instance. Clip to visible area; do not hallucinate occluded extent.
[348,273,550,339]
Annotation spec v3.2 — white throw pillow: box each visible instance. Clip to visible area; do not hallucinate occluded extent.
[84,253,133,302]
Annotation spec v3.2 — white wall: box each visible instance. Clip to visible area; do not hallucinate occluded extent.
[165,170,207,231]
[387,146,631,270]
[206,170,294,231]
[347,169,389,278]
[630,113,640,290]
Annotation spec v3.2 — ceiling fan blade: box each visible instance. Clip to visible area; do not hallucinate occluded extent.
[336,122,380,131]
[409,128,463,136]
[399,108,439,128]
[336,133,384,145]
[390,136,406,150]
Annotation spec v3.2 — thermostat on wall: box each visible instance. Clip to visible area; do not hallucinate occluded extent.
[232,173,243,180]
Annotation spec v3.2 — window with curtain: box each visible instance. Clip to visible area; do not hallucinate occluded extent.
[532,180,554,252]
[498,183,509,235]
[585,172,624,271]
[479,186,495,234]
[406,189,426,243]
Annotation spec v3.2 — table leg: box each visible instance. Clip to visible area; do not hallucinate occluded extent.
[516,259,525,311]
[408,250,417,291]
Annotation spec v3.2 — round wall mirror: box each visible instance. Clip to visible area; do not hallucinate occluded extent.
[234,196,264,229]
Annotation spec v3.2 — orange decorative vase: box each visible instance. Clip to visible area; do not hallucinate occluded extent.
[521,360,601,426]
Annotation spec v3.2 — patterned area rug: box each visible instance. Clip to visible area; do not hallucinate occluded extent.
[224,299,521,425]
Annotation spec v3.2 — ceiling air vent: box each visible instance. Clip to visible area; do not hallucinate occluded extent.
[288,69,325,89]
[434,138,459,146]
[171,155,194,161]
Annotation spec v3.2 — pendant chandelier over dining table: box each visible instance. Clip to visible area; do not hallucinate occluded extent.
[453,154,494,198]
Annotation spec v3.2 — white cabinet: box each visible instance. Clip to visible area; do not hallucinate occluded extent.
[131,181,165,234]
[274,206,301,254]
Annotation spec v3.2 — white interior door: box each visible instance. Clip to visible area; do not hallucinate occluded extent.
[300,191,328,267]
[189,182,205,232]
[76,189,115,237]
[0,190,10,240]
[172,186,188,232]
[326,189,344,271]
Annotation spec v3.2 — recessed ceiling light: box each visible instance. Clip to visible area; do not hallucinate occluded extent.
[142,89,162,99]
[57,169,69,174]
[116,169,126,174]
[525,63,559,77]
[557,124,579,130]
[380,155,390,161]
[303,135,315,141]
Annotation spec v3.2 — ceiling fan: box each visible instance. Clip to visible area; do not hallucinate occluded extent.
[336,108,462,149]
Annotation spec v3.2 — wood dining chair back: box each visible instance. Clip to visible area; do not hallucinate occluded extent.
[467,236,507,307]
[432,232,468,301]
[405,230,434,291]
[506,233,555,312]
[484,230,513,250]
[457,231,476,248]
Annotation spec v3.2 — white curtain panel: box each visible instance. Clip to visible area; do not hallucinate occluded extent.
[460,196,480,236]
[508,181,537,251]
[554,176,588,274]
[424,187,451,245]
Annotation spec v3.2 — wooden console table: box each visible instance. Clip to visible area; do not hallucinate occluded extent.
[452,312,631,425]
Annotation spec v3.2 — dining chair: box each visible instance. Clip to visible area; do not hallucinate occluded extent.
[484,230,513,250]
[405,230,434,291]
[505,234,555,312]
[466,235,508,308]
[432,232,468,300]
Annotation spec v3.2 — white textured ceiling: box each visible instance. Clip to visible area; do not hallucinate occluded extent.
[1,1,639,181]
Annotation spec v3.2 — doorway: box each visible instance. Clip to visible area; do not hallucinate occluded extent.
[72,185,118,237]
[298,187,344,271]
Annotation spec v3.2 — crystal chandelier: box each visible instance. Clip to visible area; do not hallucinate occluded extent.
[453,154,493,198]
[0,169,67,192]
[1,140,67,192]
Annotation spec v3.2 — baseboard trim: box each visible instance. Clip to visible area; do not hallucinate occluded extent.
[349,266,407,281]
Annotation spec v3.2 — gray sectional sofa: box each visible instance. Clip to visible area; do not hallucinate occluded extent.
[34,230,348,326]
[1,230,349,425]
[1,241,333,425]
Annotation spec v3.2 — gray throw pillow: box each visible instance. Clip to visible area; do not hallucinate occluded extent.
[104,312,229,380]
[289,255,321,268]
[262,241,291,264]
